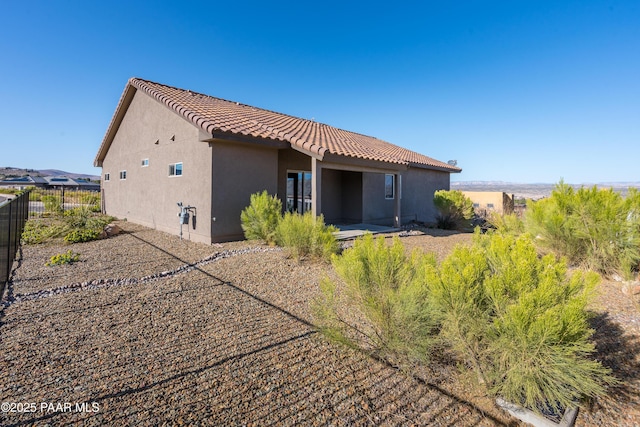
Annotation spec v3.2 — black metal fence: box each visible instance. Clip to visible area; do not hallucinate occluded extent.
[28,187,101,217]
[1,190,30,298]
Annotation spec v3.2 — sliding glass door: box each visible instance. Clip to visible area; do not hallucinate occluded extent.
[286,171,312,213]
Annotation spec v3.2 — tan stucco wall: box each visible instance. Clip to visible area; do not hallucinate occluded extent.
[101,90,213,243]
[402,168,450,224]
[362,172,395,225]
[462,191,514,215]
[211,141,279,242]
[361,168,450,226]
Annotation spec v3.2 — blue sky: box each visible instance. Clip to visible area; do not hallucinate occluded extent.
[1,0,638,183]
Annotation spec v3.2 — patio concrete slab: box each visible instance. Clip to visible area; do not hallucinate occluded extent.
[333,223,400,240]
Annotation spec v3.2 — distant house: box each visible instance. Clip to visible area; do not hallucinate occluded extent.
[94,78,461,243]
[0,176,100,191]
[44,177,100,191]
[462,191,514,217]
[0,176,49,189]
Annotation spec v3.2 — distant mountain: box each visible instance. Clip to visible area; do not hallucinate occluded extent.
[451,181,640,199]
[0,166,99,181]
[36,169,99,180]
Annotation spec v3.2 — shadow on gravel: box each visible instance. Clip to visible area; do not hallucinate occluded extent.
[1,232,513,426]
[589,312,640,408]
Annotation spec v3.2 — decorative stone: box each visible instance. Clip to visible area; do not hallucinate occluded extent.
[621,281,640,296]
[104,223,122,237]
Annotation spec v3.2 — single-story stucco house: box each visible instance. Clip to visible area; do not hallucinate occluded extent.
[94,78,461,243]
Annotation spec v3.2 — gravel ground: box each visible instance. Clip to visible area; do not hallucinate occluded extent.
[1,221,638,426]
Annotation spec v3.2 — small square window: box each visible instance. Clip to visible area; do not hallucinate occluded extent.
[487,203,494,209]
[104,173,110,182]
[384,174,395,200]
[473,203,479,208]
[141,159,149,167]
[119,170,127,180]
[169,162,183,177]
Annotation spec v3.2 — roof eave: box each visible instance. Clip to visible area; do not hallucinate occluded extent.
[408,162,462,173]
[199,129,290,149]
[322,152,408,172]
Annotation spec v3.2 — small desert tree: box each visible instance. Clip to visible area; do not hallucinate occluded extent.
[525,181,640,277]
[487,212,525,236]
[427,231,614,413]
[240,191,282,245]
[276,211,338,261]
[314,234,438,361]
[433,189,474,230]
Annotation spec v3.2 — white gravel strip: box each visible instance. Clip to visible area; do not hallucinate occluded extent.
[2,246,282,307]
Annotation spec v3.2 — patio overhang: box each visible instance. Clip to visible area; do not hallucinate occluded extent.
[311,157,404,228]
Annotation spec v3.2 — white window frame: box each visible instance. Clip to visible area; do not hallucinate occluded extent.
[384,174,395,200]
[141,158,149,167]
[119,170,127,180]
[168,162,183,177]
[104,173,110,182]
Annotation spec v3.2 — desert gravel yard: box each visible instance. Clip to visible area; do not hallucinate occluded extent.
[1,222,638,426]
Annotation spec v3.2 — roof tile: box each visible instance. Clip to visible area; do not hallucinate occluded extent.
[98,78,461,172]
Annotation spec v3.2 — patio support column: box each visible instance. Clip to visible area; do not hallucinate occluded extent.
[312,157,322,218]
[394,173,401,228]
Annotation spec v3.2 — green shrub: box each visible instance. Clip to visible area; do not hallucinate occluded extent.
[42,195,63,215]
[64,205,92,224]
[78,192,100,211]
[64,228,101,243]
[488,212,525,236]
[276,211,338,261]
[46,250,80,266]
[21,212,114,245]
[29,190,42,201]
[427,231,614,413]
[433,190,474,230]
[240,191,282,245]
[525,181,640,277]
[314,234,437,361]
[21,219,67,244]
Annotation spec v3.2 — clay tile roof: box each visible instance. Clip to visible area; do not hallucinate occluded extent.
[96,78,461,172]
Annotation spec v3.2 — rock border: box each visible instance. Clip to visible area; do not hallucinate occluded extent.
[2,246,281,307]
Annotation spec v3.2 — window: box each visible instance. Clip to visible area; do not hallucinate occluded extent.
[487,203,495,209]
[169,162,183,177]
[384,174,395,199]
[104,173,110,182]
[472,203,479,208]
[141,159,149,167]
[119,170,127,180]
